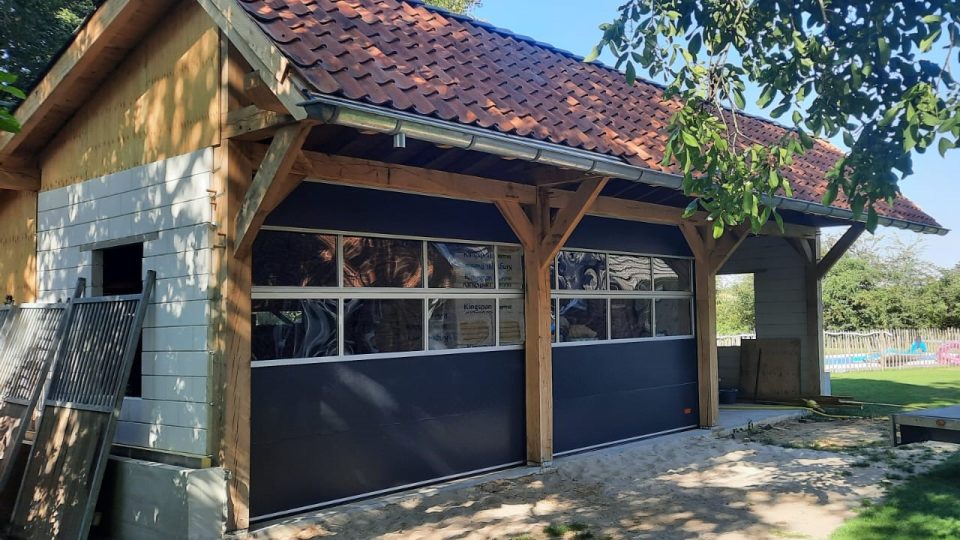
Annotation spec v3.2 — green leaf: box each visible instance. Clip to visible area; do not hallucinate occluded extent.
[733,88,746,110]
[757,86,775,108]
[768,168,780,188]
[939,137,955,157]
[773,211,784,232]
[584,45,602,63]
[920,29,942,53]
[681,130,700,148]
[712,219,725,239]
[842,131,855,148]
[822,184,838,207]
[866,206,879,232]
[625,61,637,85]
[689,33,702,55]
[877,36,891,65]
[771,103,790,118]
[682,199,699,218]
[922,14,945,24]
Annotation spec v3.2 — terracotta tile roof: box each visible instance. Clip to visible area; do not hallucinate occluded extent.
[237,0,942,228]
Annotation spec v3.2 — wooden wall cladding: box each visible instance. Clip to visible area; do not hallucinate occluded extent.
[0,191,37,303]
[40,1,220,191]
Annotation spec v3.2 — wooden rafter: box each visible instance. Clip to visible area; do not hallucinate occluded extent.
[196,0,309,121]
[234,123,312,255]
[816,224,865,279]
[224,105,295,141]
[0,161,41,191]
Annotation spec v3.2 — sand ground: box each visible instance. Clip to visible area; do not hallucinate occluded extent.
[253,416,956,540]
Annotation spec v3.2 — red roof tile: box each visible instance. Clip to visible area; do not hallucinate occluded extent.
[237,0,942,228]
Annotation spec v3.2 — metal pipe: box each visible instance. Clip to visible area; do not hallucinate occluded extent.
[301,94,949,236]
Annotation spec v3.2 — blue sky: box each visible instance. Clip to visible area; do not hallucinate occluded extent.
[473,1,959,269]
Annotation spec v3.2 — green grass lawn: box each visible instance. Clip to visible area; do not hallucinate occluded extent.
[831,368,960,415]
[831,454,960,540]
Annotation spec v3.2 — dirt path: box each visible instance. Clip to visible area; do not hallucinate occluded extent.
[254,418,956,540]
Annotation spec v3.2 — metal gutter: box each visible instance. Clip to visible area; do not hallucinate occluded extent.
[301,94,949,236]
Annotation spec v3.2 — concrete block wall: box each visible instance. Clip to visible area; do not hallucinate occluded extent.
[36,149,216,456]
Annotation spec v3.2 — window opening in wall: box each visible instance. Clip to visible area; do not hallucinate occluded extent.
[96,242,144,397]
[551,249,695,344]
[716,273,757,339]
[250,228,526,366]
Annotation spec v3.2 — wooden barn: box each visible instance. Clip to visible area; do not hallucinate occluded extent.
[0,0,947,537]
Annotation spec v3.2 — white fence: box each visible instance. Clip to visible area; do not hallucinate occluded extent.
[717,329,960,373]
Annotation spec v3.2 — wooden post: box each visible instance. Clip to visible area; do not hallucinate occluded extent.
[804,233,824,396]
[680,223,750,428]
[495,178,608,465]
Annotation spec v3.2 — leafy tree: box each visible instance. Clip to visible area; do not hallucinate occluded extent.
[426,0,482,15]
[0,0,101,91]
[0,71,23,133]
[716,274,754,334]
[592,2,960,237]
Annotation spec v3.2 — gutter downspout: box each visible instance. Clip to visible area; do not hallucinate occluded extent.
[301,94,949,236]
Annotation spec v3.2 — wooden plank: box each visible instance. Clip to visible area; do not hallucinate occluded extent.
[243,71,288,114]
[39,2,220,190]
[195,0,309,121]
[540,177,608,266]
[0,164,40,191]
[11,407,110,538]
[0,190,38,303]
[234,123,312,255]
[224,105,295,141]
[817,223,865,279]
[694,258,719,426]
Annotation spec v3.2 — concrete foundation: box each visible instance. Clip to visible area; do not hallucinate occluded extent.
[94,456,227,539]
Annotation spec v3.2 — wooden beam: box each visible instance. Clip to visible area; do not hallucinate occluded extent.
[804,235,825,396]
[234,123,311,255]
[196,0,309,121]
[0,164,40,191]
[817,224,865,279]
[540,177,609,266]
[786,237,816,264]
[224,105,295,141]
[244,145,714,227]
[709,224,751,274]
[495,201,535,250]
[243,71,287,114]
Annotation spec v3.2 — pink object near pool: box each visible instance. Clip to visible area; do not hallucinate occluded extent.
[937,341,960,366]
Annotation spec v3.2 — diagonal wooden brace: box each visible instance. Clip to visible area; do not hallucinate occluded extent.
[233,122,312,255]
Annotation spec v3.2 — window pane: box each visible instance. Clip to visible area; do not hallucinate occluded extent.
[497,246,524,289]
[428,299,496,349]
[428,243,495,289]
[653,257,692,292]
[344,299,423,354]
[558,298,608,342]
[499,298,525,345]
[343,236,423,288]
[656,298,693,337]
[251,299,338,360]
[253,231,337,287]
[557,251,606,290]
[611,298,652,339]
[609,254,652,291]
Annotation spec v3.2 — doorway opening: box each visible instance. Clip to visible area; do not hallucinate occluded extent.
[95,242,144,397]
